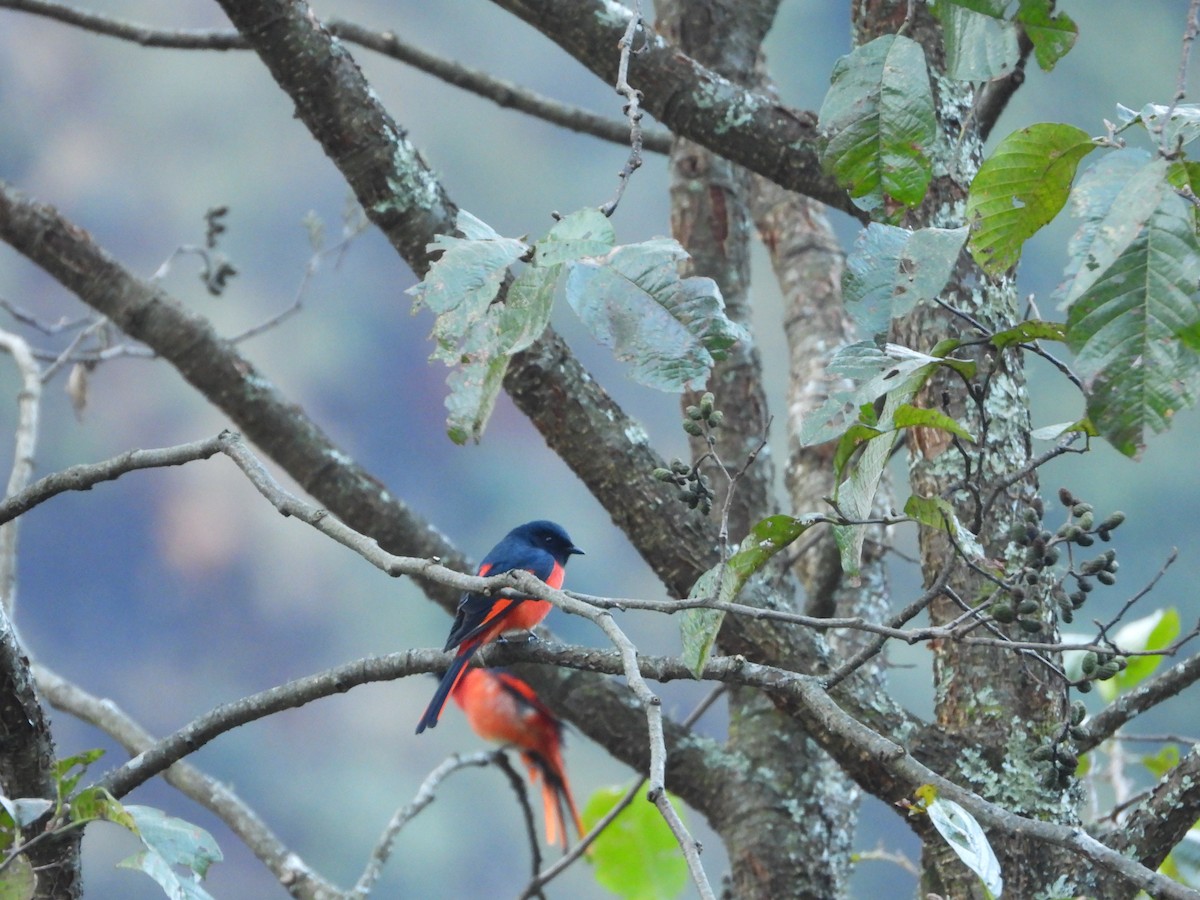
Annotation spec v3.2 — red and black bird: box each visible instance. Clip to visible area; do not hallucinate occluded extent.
[415,520,583,734]
[451,666,585,848]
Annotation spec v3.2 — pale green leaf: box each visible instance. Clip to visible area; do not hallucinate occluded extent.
[1054,155,1171,309]
[819,35,937,212]
[1115,102,1200,150]
[564,239,747,391]
[125,806,222,880]
[533,207,616,265]
[967,123,1096,274]
[844,225,968,336]
[922,792,1004,898]
[444,354,509,445]
[903,495,987,561]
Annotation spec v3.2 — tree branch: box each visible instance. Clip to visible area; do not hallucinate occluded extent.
[0,0,672,153]
[487,0,866,220]
[0,328,40,615]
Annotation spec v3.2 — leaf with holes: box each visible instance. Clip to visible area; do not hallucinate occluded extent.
[967,123,1095,274]
[565,239,747,391]
[844,224,968,337]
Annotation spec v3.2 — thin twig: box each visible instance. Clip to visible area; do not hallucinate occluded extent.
[599,1,647,217]
[1158,0,1200,157]
[350,750,502,898]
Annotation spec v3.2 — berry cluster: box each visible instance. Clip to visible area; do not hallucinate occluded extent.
[651,392,723,516]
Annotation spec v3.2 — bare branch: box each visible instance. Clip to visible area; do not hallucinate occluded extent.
[0,0,671,154]
[0,435,225,526]
[349,750,523,899]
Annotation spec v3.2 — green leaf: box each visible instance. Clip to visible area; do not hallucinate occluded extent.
[70,788,136,830]
[583,787,687,900]
[1063,174,1200,456]
[681,515,824,675]
[832,422,885,484]
[1097,608,1180,701]
[893,403,975,441]
[564,239,747,391]
[119,852,215,900]
[936,2,1020,82]
[0,854,35,900]
[1016,0,1078,71]
[533,207,616,265]
[844,225,968,336]
[989,319,1067,350]
[0,798,50,831]
[967,123,1096,274]
[52,749,105,801]
[915,786,1004,899]
[819,35,937,213]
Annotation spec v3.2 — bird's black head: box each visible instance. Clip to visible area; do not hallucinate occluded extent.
[511,520,584,565]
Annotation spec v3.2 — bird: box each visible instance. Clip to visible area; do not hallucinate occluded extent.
[415,520,583,734]
[451,666,585,848]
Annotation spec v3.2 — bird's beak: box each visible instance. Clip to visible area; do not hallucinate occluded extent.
[570,546,585,556]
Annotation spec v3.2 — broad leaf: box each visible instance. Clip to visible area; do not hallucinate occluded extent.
[564,239,747,391]
[893,404,974,441]
[819,35,937,213]
[583,787,687,900]
[844,224,968,336]
[967,123,1096,274]
[1016,0,1078,71]
[1063,175,1200,456]
[125,806,222,880]
[1054,154,1169,309]
[408,210,527,316]
[936,2,1020,82]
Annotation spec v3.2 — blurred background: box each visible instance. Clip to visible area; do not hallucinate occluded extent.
[0,1,1198,897]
